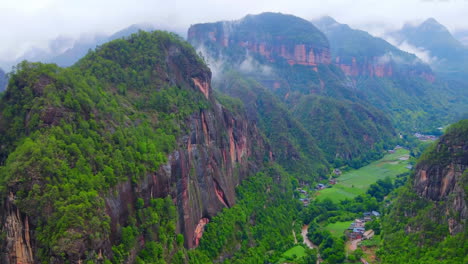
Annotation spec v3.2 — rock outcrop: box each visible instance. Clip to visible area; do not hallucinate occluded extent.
[188,12,331,68]
[0,31,268,263]
[313,16,435,82]
[2,193,35,264]
[413,121,468,235]
[104,100,266,249]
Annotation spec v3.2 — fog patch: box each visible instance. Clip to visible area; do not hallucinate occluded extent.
[384,36,437,64]
[239,55,273,76]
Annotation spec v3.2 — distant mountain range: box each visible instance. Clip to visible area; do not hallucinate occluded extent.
[389,18,468,80]
[0,23,185,70]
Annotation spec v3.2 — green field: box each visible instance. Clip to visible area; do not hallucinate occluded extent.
[277,245,307,263]
[325,221,353,238]
[316,149,411,202]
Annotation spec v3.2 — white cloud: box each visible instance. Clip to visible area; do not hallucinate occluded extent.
[384,36,438,64]
[239,55,273,76]
[0,0,467,69]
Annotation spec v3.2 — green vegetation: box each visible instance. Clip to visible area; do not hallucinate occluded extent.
[379,120,468,263]
[282,245,307,259]
[292,95,396,167]
[215,72,329,181]
[0,31,211,263]
[325,221,353,238]
[314,16,468,133]
[189,165,301,263]
[191,12,399,168]
[317,149,411,202]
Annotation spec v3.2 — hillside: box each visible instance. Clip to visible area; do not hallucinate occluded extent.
[189,12,396,166]
[291,95,395,166]
[214,72,329,180]
[0,31,268,263]
[391,18,468,80]
[313,16,432,80]
[380,119,468,263]
[313,16,466,133]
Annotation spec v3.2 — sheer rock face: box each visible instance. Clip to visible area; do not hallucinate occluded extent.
[413,128,468,235]
[105,101,266,249]
[2,193,34,264]
[187,13,331,68]
[0,32,268,263]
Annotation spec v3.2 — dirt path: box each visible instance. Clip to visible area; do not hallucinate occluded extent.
[348,238,361,251]
[301,225,318,249]
[301,225,322,264]
[293,229,298,244]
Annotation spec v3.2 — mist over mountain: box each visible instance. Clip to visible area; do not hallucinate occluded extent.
[389,18,468,79]
[0,23,185,70]
[0,3,467,264]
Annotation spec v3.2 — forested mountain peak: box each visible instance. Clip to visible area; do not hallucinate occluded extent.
[0,30,267,263]
[381,120,468,263]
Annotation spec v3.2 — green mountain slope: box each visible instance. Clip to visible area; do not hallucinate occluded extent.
[292,95,396,167]
[189,13,396,167]
[380,119,468,263]
[0,31,268,263]
[215,72,329,180]
[313,16,467,133]
[392,18,468,80]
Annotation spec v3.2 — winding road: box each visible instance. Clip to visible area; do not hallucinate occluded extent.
[301,225,322,264]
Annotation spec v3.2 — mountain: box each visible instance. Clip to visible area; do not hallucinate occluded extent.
[0,31,268,263]
[0,68,6,92]
[0,23,186,70]
[454,29,468,46]
[380,119,468,263]
[189,12,396,167]
[313,16,433,80]
[391,18,468,79]
[214,72,329,180]
[314,16,468,133]
[49,24,156,67]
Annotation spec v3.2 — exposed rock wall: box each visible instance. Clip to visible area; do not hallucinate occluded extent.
[334,56,435,81]
[413,124,468,235]
[0,32,268,263]
[1,193,34,264]
[94,74,266,251]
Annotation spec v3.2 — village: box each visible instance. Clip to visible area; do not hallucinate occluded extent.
[346,211,380,240]
[413,132,438,141]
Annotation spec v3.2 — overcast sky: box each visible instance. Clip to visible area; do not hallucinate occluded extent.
[0,0,466,65]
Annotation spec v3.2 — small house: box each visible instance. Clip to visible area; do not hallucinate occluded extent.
[372,211,381,217]
[333,168,342,175]
[353,227,365,233]
[329,178,337,185]
[363,230,374,240]
[354,219,365,228]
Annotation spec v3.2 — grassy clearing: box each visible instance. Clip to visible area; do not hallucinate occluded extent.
[325,221,353,238]
[277,245,307,263]
[317,149,410,202]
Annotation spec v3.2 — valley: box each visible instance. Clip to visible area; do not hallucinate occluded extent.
[316,148,411,202]
[0,7,466,264]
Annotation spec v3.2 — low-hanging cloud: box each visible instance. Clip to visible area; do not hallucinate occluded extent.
[239,55,273,76]
[384,36,438,64]
[0,0,466,70]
